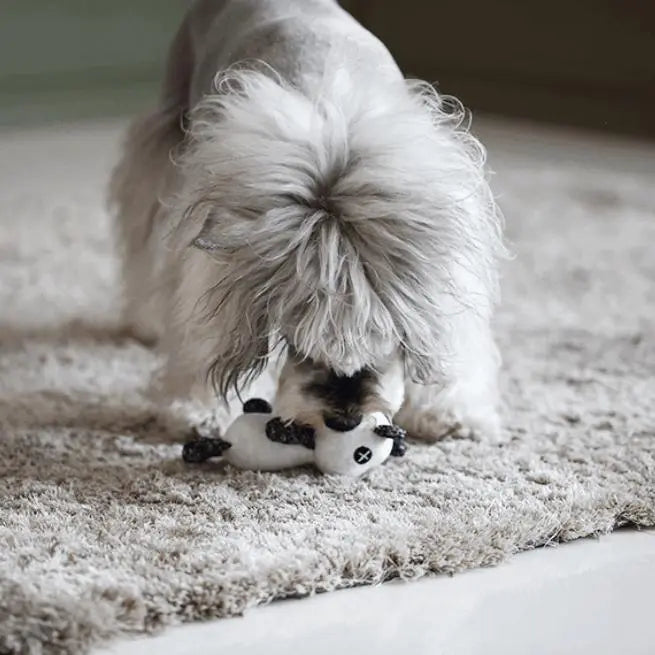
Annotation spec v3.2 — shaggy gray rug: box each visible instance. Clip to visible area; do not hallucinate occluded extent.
[1,119,654,655]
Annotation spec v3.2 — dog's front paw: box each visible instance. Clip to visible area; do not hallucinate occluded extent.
[397,407,500,443]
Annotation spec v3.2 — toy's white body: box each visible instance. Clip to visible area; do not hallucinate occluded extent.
[222,413,311,471]
[222,412,393,476]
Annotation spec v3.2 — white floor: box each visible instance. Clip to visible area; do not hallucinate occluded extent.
[97,529,655,655]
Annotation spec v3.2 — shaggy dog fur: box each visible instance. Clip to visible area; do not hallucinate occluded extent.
[109,0,505,439]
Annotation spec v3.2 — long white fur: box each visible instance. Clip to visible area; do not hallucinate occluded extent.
[110,0,505,440]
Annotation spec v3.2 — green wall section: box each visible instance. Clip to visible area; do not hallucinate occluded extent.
[0,1,185,126]
[2,2,652,135]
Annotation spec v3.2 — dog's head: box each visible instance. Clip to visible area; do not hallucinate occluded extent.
[273,345,406,431]
[178,67,502,402]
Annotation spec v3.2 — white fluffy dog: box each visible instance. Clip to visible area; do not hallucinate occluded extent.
[110,0,505,440]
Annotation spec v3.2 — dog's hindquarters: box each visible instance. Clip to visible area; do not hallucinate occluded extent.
[108,11,195,344]
[109,110,183,344]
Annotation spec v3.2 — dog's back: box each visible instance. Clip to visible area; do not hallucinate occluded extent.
[176,0,401,108]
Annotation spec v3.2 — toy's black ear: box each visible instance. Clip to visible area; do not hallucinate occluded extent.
[243,398,273,414]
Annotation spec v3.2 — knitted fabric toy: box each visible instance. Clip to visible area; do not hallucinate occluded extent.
[183,398,406,476]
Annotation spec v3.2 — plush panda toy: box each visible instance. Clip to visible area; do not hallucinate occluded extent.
[183,399,407,476]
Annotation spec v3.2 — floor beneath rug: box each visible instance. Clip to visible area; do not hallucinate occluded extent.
[97,529,655,655]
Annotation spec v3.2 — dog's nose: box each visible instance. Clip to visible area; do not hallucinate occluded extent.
[323,413,363,432]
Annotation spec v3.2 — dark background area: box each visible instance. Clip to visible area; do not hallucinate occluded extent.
[343,0,655,138]
[1,1,653,138]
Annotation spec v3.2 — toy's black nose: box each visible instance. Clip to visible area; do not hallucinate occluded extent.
[323,412,363,432]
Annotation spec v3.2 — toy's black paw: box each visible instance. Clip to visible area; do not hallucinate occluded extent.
[266,418,316,450]
[182,437,232,463]
[243,398,273,414]
[390,438,407,457]
[374,424,408,458]
[265,417,293,444]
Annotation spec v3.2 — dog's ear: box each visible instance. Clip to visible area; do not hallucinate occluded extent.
[193,233,218,254]
[191,213,232,256]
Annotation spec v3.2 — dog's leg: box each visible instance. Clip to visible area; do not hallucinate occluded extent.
[144,251,225,439]
[148,247,276,440]
[149,374,222,442]
[396,266,501,442]
[397,314,501,441]
[151,342,278,442]
[147,356,224,443]
[398,326,500,442]
[109,11,192,344]
[109,110,183,344]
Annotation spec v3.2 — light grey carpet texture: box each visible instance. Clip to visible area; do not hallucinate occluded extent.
[1,119,654,655]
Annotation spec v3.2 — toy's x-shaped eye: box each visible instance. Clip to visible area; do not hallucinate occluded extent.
[266,417,316,450]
